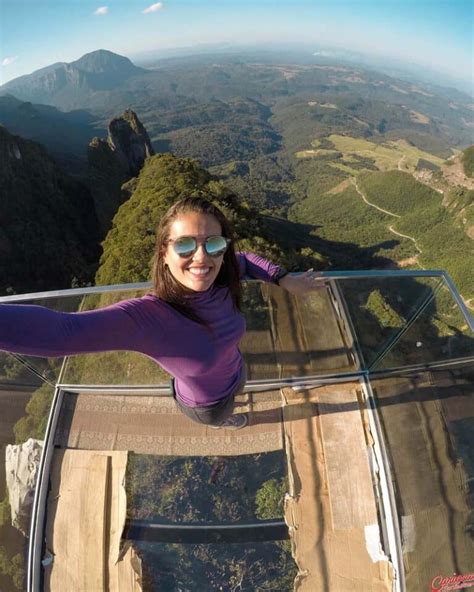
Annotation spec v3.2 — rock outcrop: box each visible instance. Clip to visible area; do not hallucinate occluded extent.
[107,110,154,178]
[5,438,43,536]
[87,110,155,234]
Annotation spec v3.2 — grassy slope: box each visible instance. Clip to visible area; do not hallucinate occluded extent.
[296,134,445,172]
[288,182,416,267]
[358,171,474,296]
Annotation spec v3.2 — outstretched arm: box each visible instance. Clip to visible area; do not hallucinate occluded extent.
[237,252,282,283]
[237,252,326,294]
[0,298,158,358]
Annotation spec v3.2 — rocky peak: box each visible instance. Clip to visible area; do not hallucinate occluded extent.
[87,110,154,233]
[106,109,154,177]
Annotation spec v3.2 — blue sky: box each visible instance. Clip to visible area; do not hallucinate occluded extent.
[1,0,472,88]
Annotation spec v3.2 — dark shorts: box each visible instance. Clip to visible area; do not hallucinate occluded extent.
[171,366,247,426]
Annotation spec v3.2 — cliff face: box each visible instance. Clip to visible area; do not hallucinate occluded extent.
[0,126,101,294]
[87,110,155,234]
[107,109,154,177]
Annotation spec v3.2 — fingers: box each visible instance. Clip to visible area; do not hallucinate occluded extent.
[306,270,324,280]
[305,270,328,290]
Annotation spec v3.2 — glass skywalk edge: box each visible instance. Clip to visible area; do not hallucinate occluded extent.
[1,270,472,592]
[2,270,472,388]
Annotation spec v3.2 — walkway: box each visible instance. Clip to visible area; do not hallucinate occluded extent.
[54,285,355,458]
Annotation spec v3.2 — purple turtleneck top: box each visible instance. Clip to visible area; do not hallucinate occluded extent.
[0,253,282,407]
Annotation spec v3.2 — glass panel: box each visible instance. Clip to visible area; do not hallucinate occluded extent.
[4,280,359,388]
[240,281,278,380]
[44,385,290,588]
[0,352,44,389]
[371,363,474,591]
[369,277,474,370]
[62,289,170,385]
[61,289,169,385]
[336,275,468,369]
[0,379,55,592]
[1,288,170,386]
[126,450,288,524]
[133,540,296,591]
[3,274,472,385]
[241,281,357,380]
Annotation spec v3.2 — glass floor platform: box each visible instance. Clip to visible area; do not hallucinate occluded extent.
[0,271,473,591]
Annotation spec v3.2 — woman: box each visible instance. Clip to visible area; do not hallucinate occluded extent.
[0,197,322,430]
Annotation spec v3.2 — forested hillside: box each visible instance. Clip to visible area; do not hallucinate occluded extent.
[0,126,101,294]
[0,94,102,166]
[358,171,474,295]
[462,146,474,178]
[95,153,325,286]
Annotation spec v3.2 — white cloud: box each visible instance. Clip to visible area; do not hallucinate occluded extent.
[94,6,109,15]
[2,56,18,66]
[142,2,163,14]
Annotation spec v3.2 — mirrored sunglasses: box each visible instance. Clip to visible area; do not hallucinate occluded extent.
[168,235,231,258]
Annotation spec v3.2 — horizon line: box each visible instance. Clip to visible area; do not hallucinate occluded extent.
[1,41,472,96]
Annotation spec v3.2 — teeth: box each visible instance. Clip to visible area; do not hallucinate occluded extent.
[188,268,210,277]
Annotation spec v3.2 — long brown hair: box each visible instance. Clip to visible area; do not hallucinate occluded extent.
[152,196,242,325]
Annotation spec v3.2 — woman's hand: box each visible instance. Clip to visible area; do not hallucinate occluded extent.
[278,269,327,295]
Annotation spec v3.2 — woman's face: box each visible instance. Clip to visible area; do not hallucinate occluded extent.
[164,212,225,292]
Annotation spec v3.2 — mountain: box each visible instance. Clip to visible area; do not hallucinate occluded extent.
[0,50,147,107]
[71,50,142,76]
[105,109,155,177]
[0,126,101,294]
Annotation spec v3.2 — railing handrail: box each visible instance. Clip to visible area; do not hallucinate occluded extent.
[0,269,448,303]
[2,270,473,391]
[0,280,154,303]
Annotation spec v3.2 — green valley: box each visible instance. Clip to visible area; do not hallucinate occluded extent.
[1,49,472,309]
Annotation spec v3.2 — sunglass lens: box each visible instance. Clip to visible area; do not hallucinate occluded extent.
[173,236,196,257]
[205,236,229,256]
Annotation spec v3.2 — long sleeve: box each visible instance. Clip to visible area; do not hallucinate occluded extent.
[236,252,284,284]
[0,298,160,358]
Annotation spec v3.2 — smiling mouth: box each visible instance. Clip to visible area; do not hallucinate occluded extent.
[187,267,211,278]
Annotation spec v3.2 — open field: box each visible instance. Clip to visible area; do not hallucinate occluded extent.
[296,134,445,173]
[409,110,430,124]
[296,149,340,158]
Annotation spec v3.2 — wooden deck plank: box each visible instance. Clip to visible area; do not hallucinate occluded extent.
[45,451,108,591]
[44,449,142,592]
[318,387,378,529]
[282,385,394,592]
